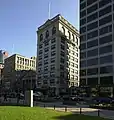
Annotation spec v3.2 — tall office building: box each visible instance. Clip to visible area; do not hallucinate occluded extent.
[37,14,80,95]
[80,0,114,96]
[3,54,36,90]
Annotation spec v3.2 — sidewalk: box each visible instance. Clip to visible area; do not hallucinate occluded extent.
[35,101,114,120]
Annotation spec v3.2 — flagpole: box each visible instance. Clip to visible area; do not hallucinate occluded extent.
[48,2,51,19]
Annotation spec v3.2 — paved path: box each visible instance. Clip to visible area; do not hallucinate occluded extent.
[34,101,114,120]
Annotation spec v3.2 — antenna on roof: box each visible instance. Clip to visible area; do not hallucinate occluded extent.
[48,2,51,19]
[11,44,15,55]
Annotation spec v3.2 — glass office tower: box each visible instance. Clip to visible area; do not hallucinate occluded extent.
[80,0,114,96]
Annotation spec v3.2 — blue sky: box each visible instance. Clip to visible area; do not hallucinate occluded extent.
[0,0,79,57]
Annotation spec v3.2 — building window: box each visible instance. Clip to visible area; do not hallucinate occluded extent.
[100,55,113,64]
[39,50,42,55]
[76,53,78,57]
[87,49,98,57]
[80,34,86,42]
[87,68,98,75]
[80,18,86,26]
[50,65,55,70]
[44,42,49,46]
[39,55,42,60]
[44,53,48,58]
[99,34,112,45]
[45,30,49,38]
[81,60,86,68]
[25,59,27,65]
[87,21,98,31]
[76,47,78,52]
[61,44,65,50]
[75,58,78,63]
[44,60,48,65]
[99,0,112,8]
[80,1,86,10]
[75,64,78,68]
[38,61,42,66]
[44,47,49,52]
[80,43,86,50]
[51,38,56,43]
[60,65,64,70]
[60,51,65,57]
[52,27,56,35]
[44,66,48,71]
[51,44,56,50]
[75,70,78,74]
[80,69,86,76]
[17,57,19,63]
[72,34,75,41]
[40,34,43,41]
[99,15,112,26]
[51,51,56,56]
[100,76,113,85]
[87,39,98,48]
[50,79,55,84]
[87,0,97,6]
[87,58,98,66]
[99,25,112,35]
[87,30,98,39]
[99,5,112,17]
[60,58,64,64]
[99,45,112,54]
[80,26,86,34]
[62,27,65,35]
[80,79,86,86]
[81,52,86,59]
[80,10,86,18]
[51,58,55,63]
[61,37,65,44]
[68,31,71,39]
[80,0,85,3]
[100,66,113,74]
[76,37,79,45]
[87,12,98,23]
[87,3,98,14]
[87,77,98,86]
[39,44,42,49]
[71,82,74,87]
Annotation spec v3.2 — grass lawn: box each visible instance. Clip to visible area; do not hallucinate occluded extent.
[0,106,110,120]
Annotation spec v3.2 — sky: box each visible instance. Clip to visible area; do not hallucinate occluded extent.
[0,0,79,57]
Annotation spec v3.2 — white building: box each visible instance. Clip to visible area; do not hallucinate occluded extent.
[3,54,36,89]
[37,14,80,95]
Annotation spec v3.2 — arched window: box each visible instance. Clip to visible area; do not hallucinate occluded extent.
[45,30,49,38]
[68,31,71,39]
[72,34,75,41]
[52,27,56,35]
[62,27,65,35]
[40,34,43,41]
[76,36,78,45]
